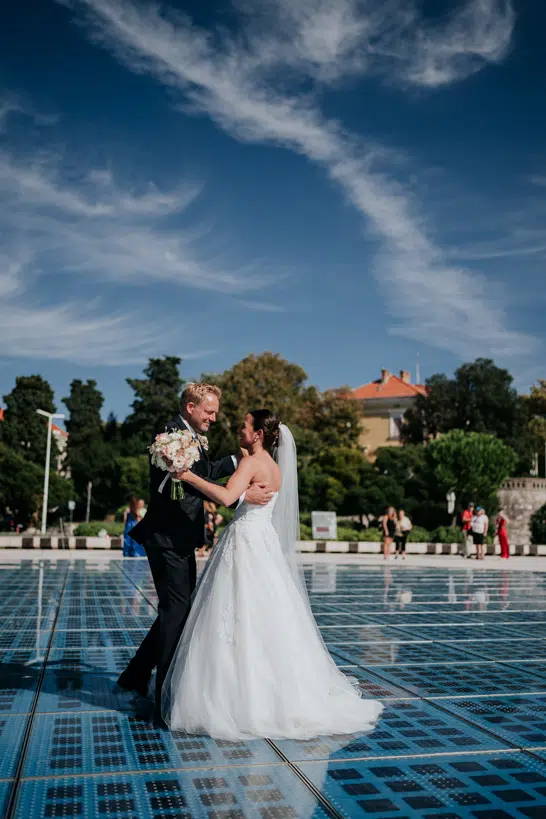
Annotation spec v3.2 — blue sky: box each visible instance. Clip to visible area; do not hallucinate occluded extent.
[1,0,545,420]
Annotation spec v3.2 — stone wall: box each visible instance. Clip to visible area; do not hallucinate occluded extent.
[499,478,546,545]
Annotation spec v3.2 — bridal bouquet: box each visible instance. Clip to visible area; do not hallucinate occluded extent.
[149,429,203,500]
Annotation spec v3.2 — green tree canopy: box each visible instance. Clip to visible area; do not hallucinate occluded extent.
[0,442,74,528]
[425,429,517,512]
[0,442,44,525]
[307,388,362,450]
[213,352,310,430]
[203,353,362,459]
[525,381,546,474]
[123,357,184,452]
[114,455,149,505]
[403,359,531,472]
[63,379,115,515]
[1,375,57,465]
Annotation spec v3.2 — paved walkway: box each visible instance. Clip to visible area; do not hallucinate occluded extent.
[1,555,546,817]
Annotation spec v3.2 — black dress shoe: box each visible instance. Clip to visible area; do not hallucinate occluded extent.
[117,668,150,699]
[153,713,168,730]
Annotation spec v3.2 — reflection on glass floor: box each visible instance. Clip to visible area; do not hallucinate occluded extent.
[2,557,546,817]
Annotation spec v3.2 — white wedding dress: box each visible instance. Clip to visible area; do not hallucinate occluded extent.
[161,492,384,740]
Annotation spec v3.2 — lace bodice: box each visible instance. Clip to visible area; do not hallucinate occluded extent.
[233,492,278,524]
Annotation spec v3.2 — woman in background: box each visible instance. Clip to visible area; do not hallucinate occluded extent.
[382,507,397,560]
[213,508,224,546]
[471,506,489,561]
[197,502,218,558]
[394,509,412,560]
[123,496,146,557]
[496,510,510,559]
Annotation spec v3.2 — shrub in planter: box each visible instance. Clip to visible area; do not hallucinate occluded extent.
[354,528,382,541]
[407,525,431,542]
[531,503,546,545]
[74,521,124,537]
[299,523,313,541]
[430,526,465,544]
[336,526,362,541]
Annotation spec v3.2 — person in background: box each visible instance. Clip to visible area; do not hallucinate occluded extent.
[382,507,397,560]
[1,507,15,532]
[394,509,412,560]
[197,501,216,558]
[496,510,510,559]
[123,496,146,557]
[471,506,489,561]
[137,498,147,520]
[213,508,224,545]
[460,502,475,558]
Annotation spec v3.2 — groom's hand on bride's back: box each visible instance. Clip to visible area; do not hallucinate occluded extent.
[245,483,275,506]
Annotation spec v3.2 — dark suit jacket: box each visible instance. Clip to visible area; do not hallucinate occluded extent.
[130,415,236,556]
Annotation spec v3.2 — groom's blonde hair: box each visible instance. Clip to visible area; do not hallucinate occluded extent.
[180,382,222,411]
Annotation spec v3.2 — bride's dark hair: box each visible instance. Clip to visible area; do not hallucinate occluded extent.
[250,409,280,453]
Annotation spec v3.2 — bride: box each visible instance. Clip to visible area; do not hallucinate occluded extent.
[161,409,384,740]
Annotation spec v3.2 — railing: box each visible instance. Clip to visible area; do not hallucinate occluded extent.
[501,478,546,490]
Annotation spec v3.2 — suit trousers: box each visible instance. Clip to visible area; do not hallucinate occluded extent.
[126,533,197,716]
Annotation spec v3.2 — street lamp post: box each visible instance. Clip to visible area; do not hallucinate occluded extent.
[36,409,65,535]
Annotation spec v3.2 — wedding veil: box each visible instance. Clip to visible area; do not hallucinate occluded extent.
[271,424,300,584]
[272,423,363,696]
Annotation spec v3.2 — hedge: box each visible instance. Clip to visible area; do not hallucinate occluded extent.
[74,521,124,537]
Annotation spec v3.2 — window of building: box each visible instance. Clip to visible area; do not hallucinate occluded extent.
[389,412,404,440]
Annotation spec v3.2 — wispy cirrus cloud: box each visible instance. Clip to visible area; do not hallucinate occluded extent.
[59,0,534,359]
[234,299,289,313]
[236,0,514,88]
[0,102,275,363]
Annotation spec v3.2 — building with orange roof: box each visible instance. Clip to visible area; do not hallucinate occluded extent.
[351,369,427,460]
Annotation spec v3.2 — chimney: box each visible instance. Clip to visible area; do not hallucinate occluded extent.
[400,370,411,384]
[381,368,390,384]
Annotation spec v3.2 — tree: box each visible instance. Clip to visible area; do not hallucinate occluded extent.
[0,442,44,526]
[403,359,531,472]
[123,357,184,453]
[374,445,435,520]
[103,412,122,449]
[525,380,546,475]
[204,353,363,461]
[425,429,517,514]
[403,374,456,442]
[1,375,57,465]
[530,502,546,545]
[202,352,313,457]
[307,388,363,450]
[213,352,309,430]
[63,379,114,515]
[114,455,149,506]
[0,442,74,528]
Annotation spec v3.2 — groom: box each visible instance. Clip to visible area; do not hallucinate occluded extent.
[118,382,273,723]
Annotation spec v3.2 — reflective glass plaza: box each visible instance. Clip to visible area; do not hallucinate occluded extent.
[2,555,546,818]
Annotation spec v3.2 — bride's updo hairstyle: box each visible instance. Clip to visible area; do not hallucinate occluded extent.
[250,410,281,453]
